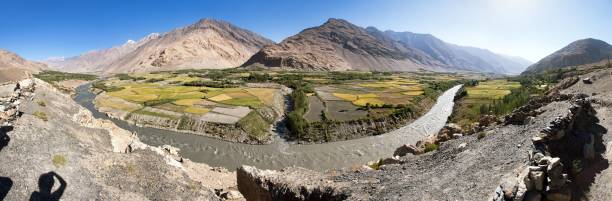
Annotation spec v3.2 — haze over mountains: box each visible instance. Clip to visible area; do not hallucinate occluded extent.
[45,18,532,74]
[524,38,612,73]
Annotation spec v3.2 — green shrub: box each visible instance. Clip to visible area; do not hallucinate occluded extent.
[477,132,486,140]
[37,100,46,107]
[423,143,439,153]
[52,154,66,168]
[33,111,48,121]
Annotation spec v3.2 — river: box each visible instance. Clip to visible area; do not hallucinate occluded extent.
[74,84,461,171]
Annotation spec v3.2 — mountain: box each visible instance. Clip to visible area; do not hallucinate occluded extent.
[243,19,530,74]
[366,28,531,74]
[45,33,161,73]
[242,18,446,72]
[47,19,274,74]
[0,49,47,82]
[524,38,612,74]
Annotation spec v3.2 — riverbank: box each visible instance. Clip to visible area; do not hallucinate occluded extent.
[75,83,463,170]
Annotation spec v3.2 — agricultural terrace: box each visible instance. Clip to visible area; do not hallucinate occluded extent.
[93,71,281,141]
[305,77,427,122]
[450,79,522,127]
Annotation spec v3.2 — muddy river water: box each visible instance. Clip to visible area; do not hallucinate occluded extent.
[74,84,461,171]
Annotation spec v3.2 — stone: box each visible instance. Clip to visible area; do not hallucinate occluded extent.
[458,143,467,149]
[0,105,5,112]
[380,157,401,165]
[394,144,420,157]
[529,170,545,191]
[18,79,34,90]
[220,190,243,199]
[582,77,592,84]
[161,144,181,155]
[452,133,463,138]
[499,177,518,199]
[547,157,561,171]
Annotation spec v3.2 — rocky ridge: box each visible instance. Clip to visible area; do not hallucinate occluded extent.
[524,38,612,74]
[0,78,244,200]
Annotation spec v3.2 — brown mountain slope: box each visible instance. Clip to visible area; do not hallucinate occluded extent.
[523,38,612,74]
[103,19,274,74]
[242,18,446,71]
[44,33,161,73]
[0,49,47,82]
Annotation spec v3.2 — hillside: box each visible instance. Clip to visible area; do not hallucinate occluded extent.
[44,33,161,73]
[524,38,612,74]
[0,49,47,82]
[242,18,443,72]
[46,19,274,74]
[243,18,531,74]
[367,28,531,74]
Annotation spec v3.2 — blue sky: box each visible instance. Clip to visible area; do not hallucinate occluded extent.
[1,0,611,62]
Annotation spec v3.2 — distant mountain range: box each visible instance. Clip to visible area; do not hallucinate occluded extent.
[523,38,612,74]
[46,19,273,74]
[0,49,47,82]
[244,19,531,74]
[44,18,532,74]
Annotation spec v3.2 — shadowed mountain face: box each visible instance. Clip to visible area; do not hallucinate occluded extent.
[524,38,612,74]
[243,18,531,74]
[46,19,274,74]
[0,49,47,82]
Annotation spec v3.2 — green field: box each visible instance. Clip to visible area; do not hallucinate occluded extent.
[92,69,482,143]
[450,79,522,127]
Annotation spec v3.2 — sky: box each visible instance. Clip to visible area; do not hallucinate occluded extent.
[1,0,611,62]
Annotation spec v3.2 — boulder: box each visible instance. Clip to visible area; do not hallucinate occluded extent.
[237,165,348,201]
[458,143,467,149]
[18,79,34,90]
[452,133,463,138]
[220,190,244,200]
[394,144,420,157]
[529,170,545,191]
[380,156,401,165]
[582,77,592,84]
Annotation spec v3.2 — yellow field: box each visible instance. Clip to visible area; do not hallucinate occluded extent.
[465,80,521,100]
[352,98,385,106]
[209,94,233,102]
[333,93,358,101]
[245,88,276,106]
[401,91,424,96]
[184,107,210,114]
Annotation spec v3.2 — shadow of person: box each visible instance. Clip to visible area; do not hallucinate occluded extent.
[29,172,66,201]
[0,177,13,200]
[0,126,13,153]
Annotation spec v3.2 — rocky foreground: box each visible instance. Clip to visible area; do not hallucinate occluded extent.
[236,68,612,200]
[0,79,242,200]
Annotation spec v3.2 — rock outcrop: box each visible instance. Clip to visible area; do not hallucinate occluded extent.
[0,79,241,200]
[237,166,349,201]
